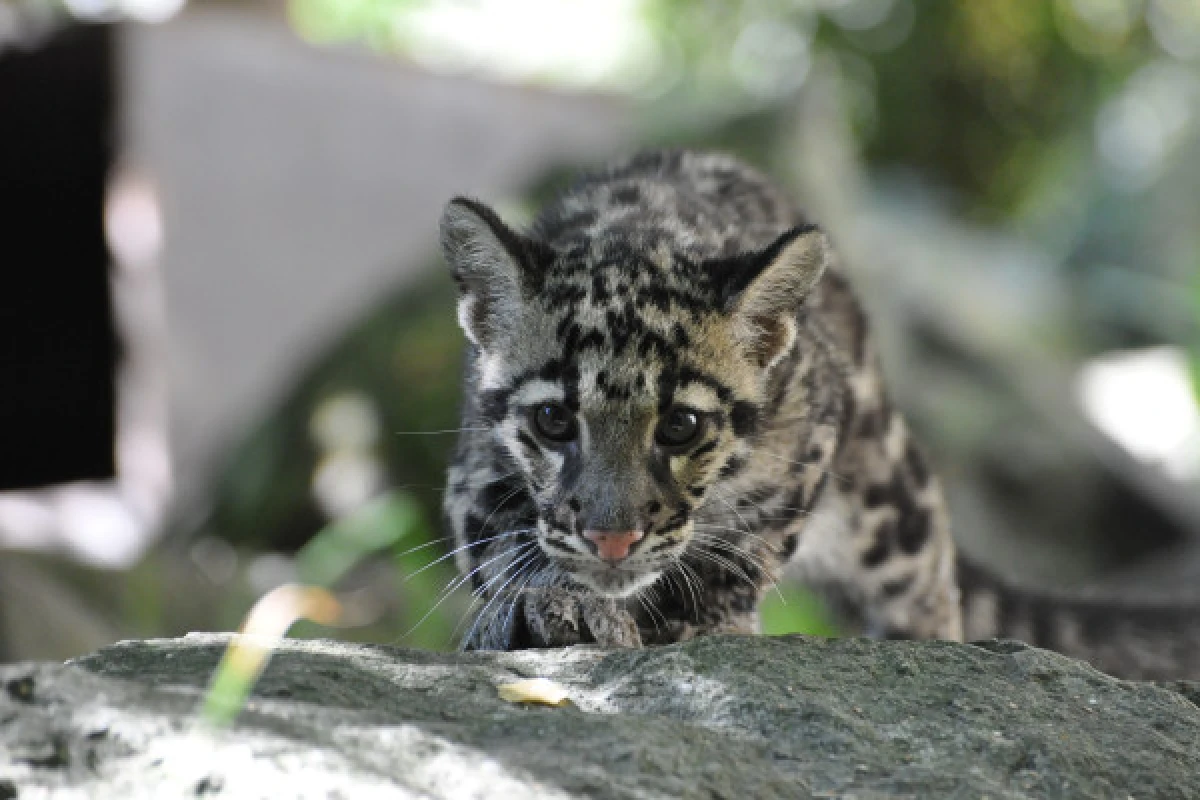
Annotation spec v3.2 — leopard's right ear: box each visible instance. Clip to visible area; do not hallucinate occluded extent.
[439,197,550,350]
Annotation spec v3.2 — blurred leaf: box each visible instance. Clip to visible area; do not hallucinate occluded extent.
[759,582,840,638]
[295,490,424,587]
[203,585,343,728]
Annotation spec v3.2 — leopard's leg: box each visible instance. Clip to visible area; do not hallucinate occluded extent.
[793,407,962,641]
[631,498,792,645]
[631,556,767,645]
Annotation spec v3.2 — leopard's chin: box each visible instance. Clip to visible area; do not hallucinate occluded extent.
[569,565,662,598]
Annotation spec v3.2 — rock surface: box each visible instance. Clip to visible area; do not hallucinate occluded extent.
[1,634,1198,799]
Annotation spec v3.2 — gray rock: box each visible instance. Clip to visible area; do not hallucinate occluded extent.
[1,634,1198,799]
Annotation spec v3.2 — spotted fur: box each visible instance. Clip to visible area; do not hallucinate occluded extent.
[439,151,961,650]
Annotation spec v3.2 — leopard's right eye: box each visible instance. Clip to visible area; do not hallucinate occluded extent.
[532,402,578,443]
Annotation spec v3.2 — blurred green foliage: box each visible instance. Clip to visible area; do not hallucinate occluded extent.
[282,0,1200,355]
[285,0,1198,218]
[760,584,841,638]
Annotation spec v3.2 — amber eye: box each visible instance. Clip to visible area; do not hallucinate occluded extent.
[656,407,701,449]
[533,402,578,442]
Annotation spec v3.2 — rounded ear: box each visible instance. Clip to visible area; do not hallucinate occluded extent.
[439,197,550,350]
[713,225,830,369]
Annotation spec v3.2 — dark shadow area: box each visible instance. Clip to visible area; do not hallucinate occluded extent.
[0,24,117,489]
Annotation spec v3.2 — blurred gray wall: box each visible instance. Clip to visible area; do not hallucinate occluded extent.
[120,6,632,504]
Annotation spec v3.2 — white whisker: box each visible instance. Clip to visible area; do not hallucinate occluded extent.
[400,528,536,582]
[402,540,532,641]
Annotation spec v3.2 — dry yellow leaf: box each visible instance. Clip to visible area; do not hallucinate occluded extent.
[496,678,572,707]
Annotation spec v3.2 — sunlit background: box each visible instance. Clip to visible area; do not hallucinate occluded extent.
[1,0,1198,660]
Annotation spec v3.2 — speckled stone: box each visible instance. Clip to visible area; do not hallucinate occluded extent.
[0,634,1197,798]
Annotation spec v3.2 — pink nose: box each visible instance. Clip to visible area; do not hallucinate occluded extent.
[583,529,644,563]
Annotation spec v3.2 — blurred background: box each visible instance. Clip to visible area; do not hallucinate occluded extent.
[1,0,1198,661]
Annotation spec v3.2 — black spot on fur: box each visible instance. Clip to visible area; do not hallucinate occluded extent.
[543,284,587,308]
[591,272,611,304]
[781,533,799,559]
[647,453,675,490]
[638,331,673,360]
[657,509,690,535]
[536,208,597,241]
[656,368,678,412]
[606,306,648,355]
[555,315,573,339]
[856,411,884,439]
[772,486,810,528]
[478,389,511,424]
[861,520,894,568]
[896,508,931,554]
[578,330,606,352]
[863,483,893,509]
[480,479,527,515]
[516,430,539,455]
[692,440,718,459]
[864,472,914,515]
[881,576,913,598]
[562,363,581,410]
[718,456,746,479]
[560,322,581,353]
[464,513,487,541]
[730,402,761,437]
[637,285,672,313]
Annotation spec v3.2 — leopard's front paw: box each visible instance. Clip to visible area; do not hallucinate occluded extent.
[460,587,642,651]
[521,588,642,649]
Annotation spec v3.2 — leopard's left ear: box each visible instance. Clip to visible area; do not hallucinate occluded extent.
[715,224,829,369]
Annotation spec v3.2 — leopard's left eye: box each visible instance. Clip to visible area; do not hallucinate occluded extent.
[533,402,578,443]
[656,407,701,449]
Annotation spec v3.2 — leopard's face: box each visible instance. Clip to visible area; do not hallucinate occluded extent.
[478,284,766,596]
[441,196,827,597]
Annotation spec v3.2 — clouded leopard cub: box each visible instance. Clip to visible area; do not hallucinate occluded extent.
[438,150,962,650]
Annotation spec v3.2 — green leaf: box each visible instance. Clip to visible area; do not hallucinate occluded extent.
[759,583,841,638]
[295,491,424,587]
